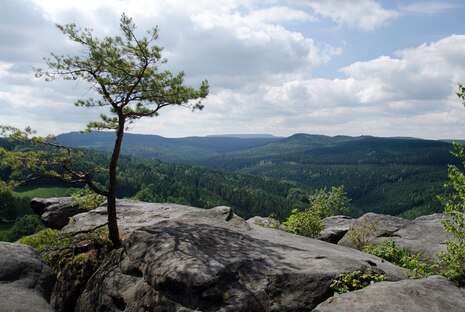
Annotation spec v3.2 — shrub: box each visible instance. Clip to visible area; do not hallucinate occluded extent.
[437,142,465,286]
[363,239,407,264]
[310,185,350,218]
[330,270,386,294]
[283,208,323,238]
[19,227,112,272]
[8,214,44,241]
[346,218,378,250]
[71,187,106,211]
[281,185,350,238]
[363,239,439,279]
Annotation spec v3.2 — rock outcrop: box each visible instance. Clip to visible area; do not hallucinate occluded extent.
[337,213,447,261]
[312,275,465,312]
[0,242,56,312]
[31,197,87,229]
[320,215,352,243]
[23,198,461,311]
[72,200,407,311]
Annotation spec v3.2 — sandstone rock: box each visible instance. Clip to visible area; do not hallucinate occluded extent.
[338,213,447,261]
[74,201,407,311]
[31,197,87,229]
[50,249,107,312]
[63,200,250,237]
[312,275,465,312]
[320,215,352,244]
[0,284,54,312]
[246,216,284,230]
[0,242,55,311]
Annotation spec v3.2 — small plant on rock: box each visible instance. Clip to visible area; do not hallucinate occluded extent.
[347,218,379,250]
[254,214,282,230]
[363,239,439,279]
[71,187,106,211]
[330,270,386,294]
[19,227,111,272]
[283,185,350,238]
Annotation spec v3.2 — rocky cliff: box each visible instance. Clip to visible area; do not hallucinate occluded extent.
[3,198,465,311]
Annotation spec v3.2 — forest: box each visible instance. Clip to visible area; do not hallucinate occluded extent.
[58,131,456,219]
[0,131,457,241]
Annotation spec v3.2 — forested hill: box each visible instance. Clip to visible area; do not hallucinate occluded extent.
[55,132,460,218]
[57,131,456,167]
[56,131,280,162]
[200,134,455,170]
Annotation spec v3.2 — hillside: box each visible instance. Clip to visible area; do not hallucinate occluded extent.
[202,136,456,218]
[56,132,280,162]
[45,132,461,218]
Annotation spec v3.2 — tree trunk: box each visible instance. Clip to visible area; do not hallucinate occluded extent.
[107,115,125,248]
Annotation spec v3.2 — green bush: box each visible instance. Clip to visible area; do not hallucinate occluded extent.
[19,227,112,272]
[437,142,465,286]
[364,239,439,279]
[71,187,106,210]
[283,208,323,238]
[8,214,44,241]
[310,185,350,218]
[363,239,407,264]
[330,270,386,294]
[0,214,44,242]
[281,185,350,238]
[346,218,378,250]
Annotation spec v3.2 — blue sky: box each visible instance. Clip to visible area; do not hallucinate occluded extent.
[1,0,465,139]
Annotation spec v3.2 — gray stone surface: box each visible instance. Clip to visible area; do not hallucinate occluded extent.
[320,215,352,244]
[0,284,54,312]
[74,200,407,312]
[31,197,87,229]
[338,213,448,261]
[0,242,55,311]
[312,275,465,312]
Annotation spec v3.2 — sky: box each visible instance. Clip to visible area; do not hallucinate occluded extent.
[1,0,465,139]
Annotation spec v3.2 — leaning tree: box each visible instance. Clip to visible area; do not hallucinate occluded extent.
[2,14,208,247]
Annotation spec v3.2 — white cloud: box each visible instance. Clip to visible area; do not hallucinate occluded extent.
[304,0,399,31]
[251,34,465,138]
[400,1,457,15]
[1,0,464,140]
[248,6,317,23]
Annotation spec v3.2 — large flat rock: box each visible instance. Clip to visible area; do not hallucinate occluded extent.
[74,201,408,311]
[312,275,465,312]
[63,200,212,237]
[337,213,447,261]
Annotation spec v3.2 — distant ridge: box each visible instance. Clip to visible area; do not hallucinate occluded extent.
[205,134,281,139]
[56,131,281,162]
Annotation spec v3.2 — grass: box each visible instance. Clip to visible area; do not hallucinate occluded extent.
[0,223,13,241]
[13,186,75,199]
[0,223,13,232]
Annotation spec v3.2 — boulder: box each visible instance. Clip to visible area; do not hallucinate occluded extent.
[320,215,352,244]
[312,275,465,312]
[74,200,407,311]
[31,197,87,229]
[0,242,55,311]
[246,216,284,230]
[337,213,447,261]
[0,284,54,312]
